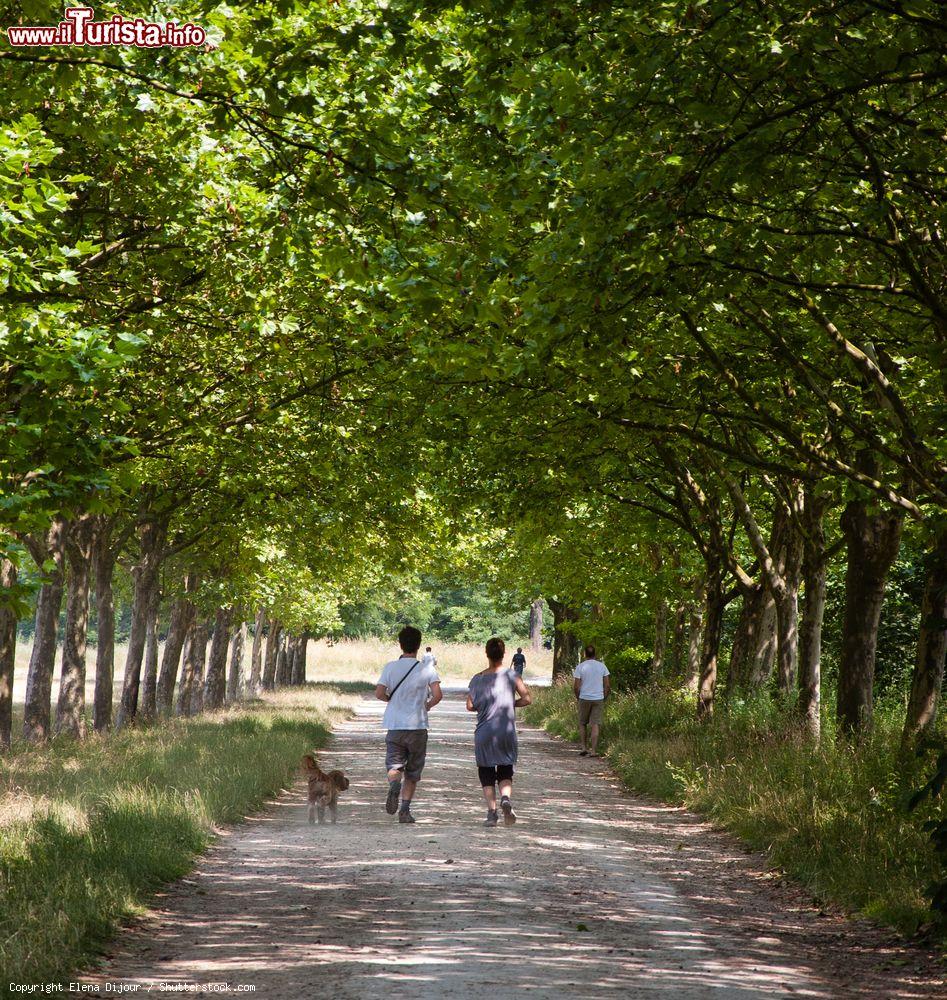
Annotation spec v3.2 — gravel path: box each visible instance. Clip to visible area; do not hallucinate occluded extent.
[86,689,945,998]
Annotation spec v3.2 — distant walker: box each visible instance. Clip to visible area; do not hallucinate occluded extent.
[573,645,610,757]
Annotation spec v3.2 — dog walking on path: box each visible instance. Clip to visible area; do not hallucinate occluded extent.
[303,755,350,824]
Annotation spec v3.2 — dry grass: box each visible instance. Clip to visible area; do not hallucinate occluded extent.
[9,637,553,726]
[309,637,553,686]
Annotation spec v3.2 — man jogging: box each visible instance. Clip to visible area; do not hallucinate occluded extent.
[375,626,442,823]
[573,645,610,757]
[511,647,526,678]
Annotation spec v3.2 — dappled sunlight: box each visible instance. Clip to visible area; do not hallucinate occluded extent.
[78,689,938,998]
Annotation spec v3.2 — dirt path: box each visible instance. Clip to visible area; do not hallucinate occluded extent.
[86,690,944,998]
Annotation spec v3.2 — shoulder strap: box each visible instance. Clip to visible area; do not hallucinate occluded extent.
[387,659,421,700]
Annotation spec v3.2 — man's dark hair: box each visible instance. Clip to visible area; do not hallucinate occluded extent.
[585,645,596,658]
[426,646,432,652]
[399,626,422,654]
[517,647,523,652]
[486,636,505,662]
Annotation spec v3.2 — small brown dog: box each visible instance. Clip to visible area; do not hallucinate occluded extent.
[303,754,350,824]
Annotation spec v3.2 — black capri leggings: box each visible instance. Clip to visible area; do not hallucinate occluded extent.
[478,764,514,787]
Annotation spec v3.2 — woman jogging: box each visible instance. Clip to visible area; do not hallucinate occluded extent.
[466,636,531,826]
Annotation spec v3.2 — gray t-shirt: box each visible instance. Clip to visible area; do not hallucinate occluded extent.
[468,668,519,766]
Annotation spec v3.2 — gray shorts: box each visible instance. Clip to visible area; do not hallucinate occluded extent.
[385,729,428,782]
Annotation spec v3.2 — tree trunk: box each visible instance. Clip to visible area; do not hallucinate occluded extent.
[177,621,208,717]
[798,491,828,738]
[23,518,66,743]
[723,474,803,698]
[297,634,307,684]
[91,520,119,734]
[548,599,580,681]
[116,519,166,730]
[262,619,281,691]
[903,526,947,744]
[0,557,18,750]
[175,624,196,716]
[529,598,543,653]
[745,591,777,689]
[156,572,198,715]
[293,633,309,685]
[288,637,295,684]
[651,598,668,680]
[248,608,265,695]
[227,620,248,702]
[289,636,299,684]
[772,512,804,698]
[773,586,800,697]
[728,582,770,693]
[203,607,232,711]
[276,636,290,687]
[56,514,96,739]
[684,603,702,693]
[190,622,209,715]
[284,635,297,686]
[837,497,903,737]
[670,602,687,678]
[138,583,162,723]
[697,561,725,721]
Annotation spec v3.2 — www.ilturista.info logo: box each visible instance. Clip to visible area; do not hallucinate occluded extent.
[7,6,209,48]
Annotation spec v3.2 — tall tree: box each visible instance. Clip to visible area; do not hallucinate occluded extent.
[56,514,96,738]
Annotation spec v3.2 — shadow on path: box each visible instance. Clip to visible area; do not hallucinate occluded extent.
[85,691,945,998]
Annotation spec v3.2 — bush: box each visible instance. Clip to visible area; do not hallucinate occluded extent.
[605,646,652,690]
[525,683,943,935]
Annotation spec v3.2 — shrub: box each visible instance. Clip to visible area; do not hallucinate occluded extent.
[526,683,943,935]
[605,646,652,690]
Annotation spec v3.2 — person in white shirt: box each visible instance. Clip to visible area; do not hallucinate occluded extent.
[573,645,610,757]
[420,646,437,671]
[374,626,442,823]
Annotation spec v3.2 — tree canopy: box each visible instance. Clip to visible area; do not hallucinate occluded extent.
[1,0,946,759]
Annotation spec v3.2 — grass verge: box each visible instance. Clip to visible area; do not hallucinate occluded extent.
[524,683,944,936]
[0,682,367,982]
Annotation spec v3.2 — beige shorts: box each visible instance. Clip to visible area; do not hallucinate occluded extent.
[578,699,604,726]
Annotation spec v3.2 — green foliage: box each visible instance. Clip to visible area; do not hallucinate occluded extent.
[339,573,532,643]
[527,684,943,935]
[908,740,947,922]
[0,686,359,982]
[604,647,653,692]
[1,6,945,952]
[0,117,140,550]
